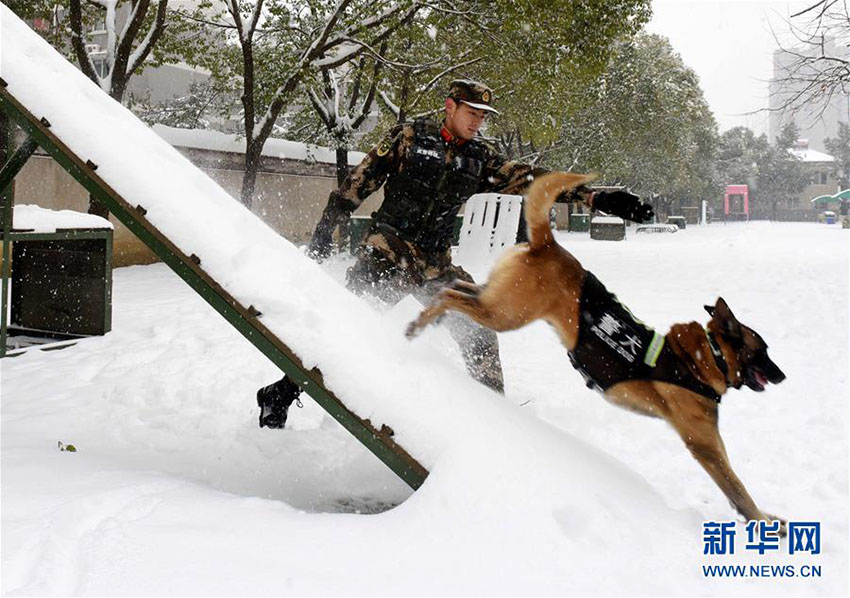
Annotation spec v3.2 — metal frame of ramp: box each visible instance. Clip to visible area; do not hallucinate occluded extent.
[0,84,428,490]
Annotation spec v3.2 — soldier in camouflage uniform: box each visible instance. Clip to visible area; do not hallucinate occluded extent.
[256,79,652,428]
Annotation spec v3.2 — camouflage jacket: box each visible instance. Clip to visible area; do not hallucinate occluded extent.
[329,120,550,213]
[317,120,590,276]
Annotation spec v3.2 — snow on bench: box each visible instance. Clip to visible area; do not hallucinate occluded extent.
[11,205,113,232]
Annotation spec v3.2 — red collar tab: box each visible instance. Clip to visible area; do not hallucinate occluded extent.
[440,126,467,146]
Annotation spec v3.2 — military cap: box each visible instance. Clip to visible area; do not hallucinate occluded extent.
[448,79,500,114]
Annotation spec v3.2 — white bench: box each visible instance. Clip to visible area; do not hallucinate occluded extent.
[636,224,679,234]
[455,193,523,263]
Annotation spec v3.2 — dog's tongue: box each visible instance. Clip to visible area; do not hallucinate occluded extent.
[755,370,768,386]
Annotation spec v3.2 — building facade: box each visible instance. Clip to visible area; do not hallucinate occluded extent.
[769,38,850,152]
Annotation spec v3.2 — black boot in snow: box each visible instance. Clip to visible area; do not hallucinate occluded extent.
[256,377,302,429]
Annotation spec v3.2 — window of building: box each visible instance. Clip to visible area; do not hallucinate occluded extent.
[89,51,108,78]
[811,171,829,185]
[91,16,107,34]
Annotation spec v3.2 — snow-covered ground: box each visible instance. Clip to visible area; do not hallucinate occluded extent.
[2,221,847,596]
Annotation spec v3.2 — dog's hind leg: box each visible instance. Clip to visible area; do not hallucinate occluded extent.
[406,289,486,338]
[410,287,534,338]
[448,279,483,296]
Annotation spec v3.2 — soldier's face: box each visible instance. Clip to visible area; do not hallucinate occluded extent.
[445,99,488,140]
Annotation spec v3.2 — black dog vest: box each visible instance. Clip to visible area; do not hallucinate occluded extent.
[569,273,721,402]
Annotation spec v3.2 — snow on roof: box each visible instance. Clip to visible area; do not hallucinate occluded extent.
[788,147,835,163]
[591,216,625,224]
[152,124,367,166]
[13,204,113,231]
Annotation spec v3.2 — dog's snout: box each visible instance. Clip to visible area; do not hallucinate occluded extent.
[764,359,786,384]
[769,367,786,384]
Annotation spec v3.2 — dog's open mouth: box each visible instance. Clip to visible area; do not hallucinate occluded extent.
[745,367,769,392]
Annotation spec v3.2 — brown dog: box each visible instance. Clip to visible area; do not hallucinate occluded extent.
[407,171,787,529]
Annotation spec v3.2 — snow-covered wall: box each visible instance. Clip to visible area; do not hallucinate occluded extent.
[153,124,366,166]
[9,120,375,267]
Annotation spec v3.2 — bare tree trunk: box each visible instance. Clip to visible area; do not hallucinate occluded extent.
[0,111,9,166]
[335,147,349,187]
[335,145,350,250]
[240,143,262,208]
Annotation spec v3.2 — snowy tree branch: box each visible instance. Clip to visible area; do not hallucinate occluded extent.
[378,89,401,118]
[307,86,332,128]
[769,0,850,116]
[69,0,101,85]
[351,46,384,129]
[125,0,169,81]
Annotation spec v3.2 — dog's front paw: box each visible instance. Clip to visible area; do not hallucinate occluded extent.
[750,514,787,537]
[405,319,423,339]
[764,514,788,538]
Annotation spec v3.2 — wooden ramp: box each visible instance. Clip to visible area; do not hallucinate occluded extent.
[0,7,426,489]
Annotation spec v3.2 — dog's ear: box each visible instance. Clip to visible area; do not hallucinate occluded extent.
[710,297,742,338]
[704,304,715,317]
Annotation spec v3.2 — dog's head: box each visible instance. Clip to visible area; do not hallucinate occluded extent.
[704,298,786,392]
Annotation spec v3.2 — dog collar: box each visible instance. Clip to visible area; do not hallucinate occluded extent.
[706,330,730,386]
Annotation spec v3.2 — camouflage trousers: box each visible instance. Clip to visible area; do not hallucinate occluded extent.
[345,230,505,393]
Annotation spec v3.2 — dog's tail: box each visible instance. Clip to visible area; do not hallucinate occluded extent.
[525,171,596,251]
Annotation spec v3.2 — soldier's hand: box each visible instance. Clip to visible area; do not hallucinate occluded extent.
[307,227,333,262]
[307,209,338,262]
[633,201,655,223]
[307,194,356,262]
[308,198,356,261]
[592,190,654,223]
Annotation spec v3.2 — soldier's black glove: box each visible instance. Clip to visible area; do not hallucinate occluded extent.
[307,199,350,261]
[592,190,654,223]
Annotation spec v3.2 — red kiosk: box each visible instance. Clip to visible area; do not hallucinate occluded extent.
[724,184,749,221]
